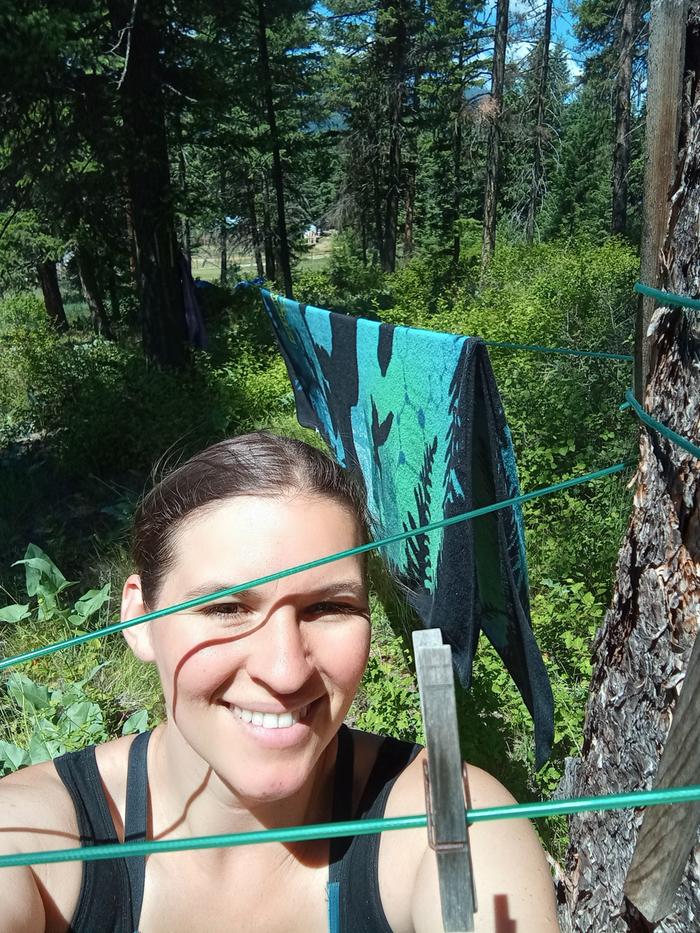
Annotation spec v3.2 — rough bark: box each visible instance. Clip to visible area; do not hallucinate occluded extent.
[76,246,114,339]
[559,8,700,930]
[481,0,509,275]
[108,0,188,367]
[525,0,553,245]
[612,0,641,236]
[37,261,68,332]
[257,0,293,298]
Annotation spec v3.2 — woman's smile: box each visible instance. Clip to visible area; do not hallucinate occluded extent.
[218,698,318,750]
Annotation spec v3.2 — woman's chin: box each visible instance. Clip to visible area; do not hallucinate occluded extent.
[220,764,315,807]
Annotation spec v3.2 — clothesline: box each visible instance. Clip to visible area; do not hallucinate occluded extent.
[1,279,698,875]
[0,782,699,870]
[0,460,631,673]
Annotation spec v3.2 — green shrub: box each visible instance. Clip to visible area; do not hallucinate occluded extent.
[0,544,156,774]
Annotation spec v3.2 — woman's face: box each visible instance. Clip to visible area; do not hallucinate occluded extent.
[130,493,370,804]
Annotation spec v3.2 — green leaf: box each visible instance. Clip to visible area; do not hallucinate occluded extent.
[13,543,68,599]
[0,603,31,623]
[73,582,110,620]
[6,672,50,711]
[28,726,63,764]
[122,708,148,735]
[62,700,104,738]
[0,740,29,772]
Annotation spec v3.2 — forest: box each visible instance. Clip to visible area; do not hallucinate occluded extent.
[0,0,669,919]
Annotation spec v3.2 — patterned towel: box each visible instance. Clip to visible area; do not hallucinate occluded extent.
[261,289,553,767]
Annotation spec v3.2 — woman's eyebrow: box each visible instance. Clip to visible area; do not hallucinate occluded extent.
[180,583,258,603]
[180,580,366,603]
[305,581,367,599]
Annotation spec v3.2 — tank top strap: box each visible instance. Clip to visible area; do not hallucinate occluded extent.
[327,731,423,933]
[53,741,132,932]
[123,729,152,929]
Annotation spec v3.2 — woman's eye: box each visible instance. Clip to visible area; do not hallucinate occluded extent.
[306,602,361,618]
[203,603,246,620]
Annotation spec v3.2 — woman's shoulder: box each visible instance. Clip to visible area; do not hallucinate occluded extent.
[0,733,141,933]
[0,731,140,844]
[1,756,75,832]
[354,735,559,933]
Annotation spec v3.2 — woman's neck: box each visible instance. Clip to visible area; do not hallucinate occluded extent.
[147,722,338,844]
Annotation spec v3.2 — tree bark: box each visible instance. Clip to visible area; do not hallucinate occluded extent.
[108,0,188,367]
[256,0,293,298]
[525,0,553,245]
[37,261,68,332]
[559,7,700,930]
[612,0,641,236]
[76,246,114,339]
[481,0,509,275]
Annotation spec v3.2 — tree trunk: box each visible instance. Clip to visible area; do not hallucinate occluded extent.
[612,0,641,236]
[373,166,385,267]
[452,118,463,263]
[220,222,228,287]
[262,173,276,280]
[247,181,265,279]
[525,0,553,245]
[384,83,403,272]
[175,109,191,265]
[76,246,113,339]
[219,163,227,286]
[378,0,408,273]
[37,261,68,332]
[256,0,293,298]
[481,0,510,275]
[403,161,416,260]
[108,0,188,367]
[559,8,700,930]
[108,270,120,321]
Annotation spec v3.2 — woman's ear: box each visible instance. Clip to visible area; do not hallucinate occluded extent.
[121,574,156,662]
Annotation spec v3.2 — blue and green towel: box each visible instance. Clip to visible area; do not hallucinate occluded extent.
[260,289,553,766]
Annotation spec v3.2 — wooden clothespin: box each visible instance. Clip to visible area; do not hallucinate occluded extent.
[413,629,476,932]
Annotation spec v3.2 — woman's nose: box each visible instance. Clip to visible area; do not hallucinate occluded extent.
[246,606,313,693]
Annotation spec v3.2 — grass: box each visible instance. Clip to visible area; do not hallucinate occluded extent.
[191,234,335,284]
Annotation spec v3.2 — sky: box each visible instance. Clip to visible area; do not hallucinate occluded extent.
[505,0,584,79]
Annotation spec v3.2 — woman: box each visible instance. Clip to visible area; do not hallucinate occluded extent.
[0,433,559,932]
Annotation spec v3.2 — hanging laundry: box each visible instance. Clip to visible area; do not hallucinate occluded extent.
[260,288,553,767]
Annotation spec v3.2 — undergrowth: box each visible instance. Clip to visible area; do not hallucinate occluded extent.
[0,233,638,861]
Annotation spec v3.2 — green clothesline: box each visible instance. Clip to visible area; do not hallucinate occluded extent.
[0,460,631,673]
[622,389,700,460]
[1,783,699,870]
[635,281,700,311]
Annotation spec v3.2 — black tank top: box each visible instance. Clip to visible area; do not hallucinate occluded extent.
[53,726,421,932]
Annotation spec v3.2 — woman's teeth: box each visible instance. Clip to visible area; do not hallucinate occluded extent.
[231,705,308,729]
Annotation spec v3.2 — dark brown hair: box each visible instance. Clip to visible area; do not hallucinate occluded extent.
[132,432,370,607]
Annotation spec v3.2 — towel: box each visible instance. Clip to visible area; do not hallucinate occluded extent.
[260,289,553,766]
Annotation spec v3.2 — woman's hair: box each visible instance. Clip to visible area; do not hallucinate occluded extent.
[132,432,370,607]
